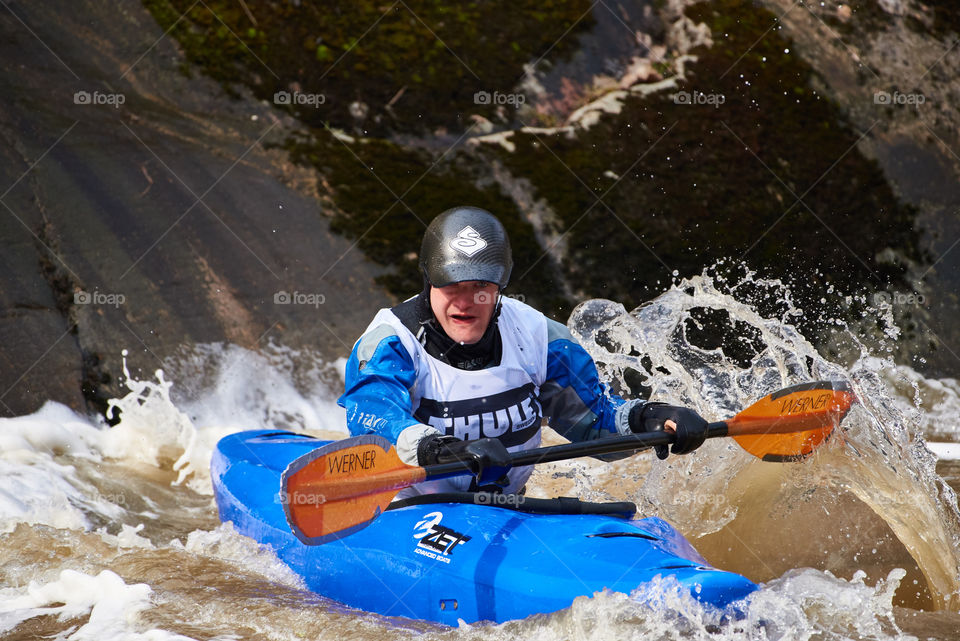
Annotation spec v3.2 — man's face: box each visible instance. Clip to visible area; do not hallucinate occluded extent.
[429,280,499,344]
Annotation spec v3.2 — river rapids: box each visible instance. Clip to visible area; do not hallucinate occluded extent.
[2,271,959,640]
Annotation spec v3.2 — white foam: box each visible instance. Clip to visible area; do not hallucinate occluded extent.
[0,401,102,458]
[0,569,196,640]
[0,342,348,536]
[738,568,911,640]
[508,568,913,641]
[927,442,960,461]
[98,523,156,549]
[0,402,113,533]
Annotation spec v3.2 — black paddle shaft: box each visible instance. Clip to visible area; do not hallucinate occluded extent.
[421,422,730,481]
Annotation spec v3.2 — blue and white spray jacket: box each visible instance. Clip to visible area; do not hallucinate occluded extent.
[338,296,640,494]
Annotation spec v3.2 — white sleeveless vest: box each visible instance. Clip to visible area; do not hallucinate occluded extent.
[371,296,548,495]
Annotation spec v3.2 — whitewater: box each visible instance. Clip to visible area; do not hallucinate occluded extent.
[2,271,959,640]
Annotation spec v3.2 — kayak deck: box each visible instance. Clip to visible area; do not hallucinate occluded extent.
[212,430,756,624]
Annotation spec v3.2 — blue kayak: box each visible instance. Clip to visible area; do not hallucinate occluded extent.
[211,430,756,625]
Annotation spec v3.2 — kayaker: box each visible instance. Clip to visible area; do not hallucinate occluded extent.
[338,206,709,496]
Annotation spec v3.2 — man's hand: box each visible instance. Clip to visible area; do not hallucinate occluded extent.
[628,402,708,459]
[418,435,511,486]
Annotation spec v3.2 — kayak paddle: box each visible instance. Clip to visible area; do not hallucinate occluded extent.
[282,380,855,544]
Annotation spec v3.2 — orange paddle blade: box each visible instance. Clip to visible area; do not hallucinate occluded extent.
[728,381,856,461]
[281,434,425,544]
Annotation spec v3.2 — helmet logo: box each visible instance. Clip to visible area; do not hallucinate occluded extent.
[449,226,487,257]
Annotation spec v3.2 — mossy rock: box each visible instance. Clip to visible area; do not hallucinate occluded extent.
[928,0,960,38]
[141,0,927,344]
[488,0,926,343]
[141,0,594,133]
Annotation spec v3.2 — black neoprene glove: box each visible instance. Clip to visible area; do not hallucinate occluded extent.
[628,402,709,460]
[417,435,512,487]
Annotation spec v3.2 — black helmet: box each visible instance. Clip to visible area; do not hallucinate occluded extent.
[419,206,513,289]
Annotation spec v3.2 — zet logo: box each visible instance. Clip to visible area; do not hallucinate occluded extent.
[449,225,487,257]
[412,511,471,563]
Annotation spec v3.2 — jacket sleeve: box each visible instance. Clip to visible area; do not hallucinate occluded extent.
[337,323,423,443]
[541,318,642,443]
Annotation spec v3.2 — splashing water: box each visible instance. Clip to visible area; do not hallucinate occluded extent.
[103,350,205,491]
[102,344,348,494]
[0,273,959,639]
[565,271,960,610]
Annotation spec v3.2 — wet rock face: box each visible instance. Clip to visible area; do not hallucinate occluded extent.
[0,1,393,417]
